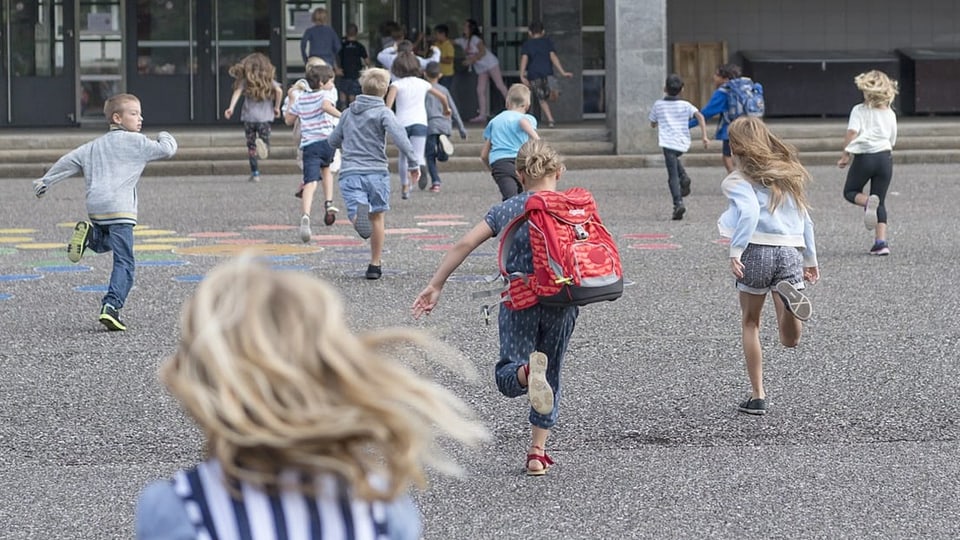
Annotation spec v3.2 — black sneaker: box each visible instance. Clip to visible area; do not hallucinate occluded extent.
[98,304,127,331]
[365,264,382,280]
[353,204,372,239]
[418,169,429,190]
[672,205,686,220]
[869,240,890,256]
[680,175,692,197]
[67,221,91,263]
[775,280,812,321]
[738,397,767,415]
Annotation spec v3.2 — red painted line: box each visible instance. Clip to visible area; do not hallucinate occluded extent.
[628,243,681,250]
[622,233,672,240]
[405,234,451,241]
[420,244,455,251]
[245,224,297,231]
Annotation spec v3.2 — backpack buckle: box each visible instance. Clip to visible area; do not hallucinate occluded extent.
[574,224,589,240]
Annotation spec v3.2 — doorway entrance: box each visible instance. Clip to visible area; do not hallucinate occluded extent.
[128,0,282,124]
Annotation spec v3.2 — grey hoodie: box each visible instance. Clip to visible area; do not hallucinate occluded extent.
[327,95,418,175]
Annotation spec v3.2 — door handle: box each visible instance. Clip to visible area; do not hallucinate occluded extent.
[273,27,280,36]
[66,29,74,38]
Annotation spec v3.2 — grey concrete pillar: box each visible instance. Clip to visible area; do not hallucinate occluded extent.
[541,0,583,124]
[605,0,666,154]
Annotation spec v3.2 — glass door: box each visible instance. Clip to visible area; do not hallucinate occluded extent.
[78,0,123,124]
[4,0,77,126]
[128,0,195,123]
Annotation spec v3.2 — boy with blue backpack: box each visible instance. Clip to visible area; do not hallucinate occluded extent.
[693,63,765,172]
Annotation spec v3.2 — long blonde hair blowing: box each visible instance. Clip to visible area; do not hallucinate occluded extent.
[855,69,898,108]
[161,256,488,501]
[228,52,276,101]
[516,139,564,181]
[727,117,811,213]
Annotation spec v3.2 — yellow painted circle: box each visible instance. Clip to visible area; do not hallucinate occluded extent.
[133,229,178,237]
[134,244,177,252]
[142,237,196,243]
[57,222,79,228]
[176,244,323,257]
[0,237,34,243]
[15,243,65,250]
[0,228,37,234]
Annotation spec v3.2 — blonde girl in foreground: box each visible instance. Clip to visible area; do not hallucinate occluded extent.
[838,69,898,255]
[718,117,820,416]
[135,256,487,539]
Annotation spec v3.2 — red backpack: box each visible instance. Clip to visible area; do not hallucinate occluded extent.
[497,187,623,310]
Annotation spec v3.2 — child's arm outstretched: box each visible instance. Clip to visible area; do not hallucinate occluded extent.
[427,87,451,116]
[519,117,540,141]
[224,88,243,119]
[273,83,283,118]
[412,221,495,318]
[549,51,572,78]
[837,128,858,169]
[693,110,710,148]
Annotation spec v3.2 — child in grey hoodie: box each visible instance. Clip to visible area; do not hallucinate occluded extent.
[327,67,420,280]
[32,93,177,331]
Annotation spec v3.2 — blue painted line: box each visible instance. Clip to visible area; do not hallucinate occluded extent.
[0,274,43,282]
[173,275,205,283]
[35,265,92,273]
[270,265,313,272]
[0,293,12,300]
[258,255,298,263]
[75,284,109,293]
[137,260,189,267]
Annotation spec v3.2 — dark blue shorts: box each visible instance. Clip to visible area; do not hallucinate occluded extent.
[338,78,362,97]
[302,139,335,183]
[722,139,732,157]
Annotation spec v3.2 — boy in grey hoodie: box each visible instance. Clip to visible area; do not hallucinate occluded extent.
[32,93,177,331]
[327,67,420,280]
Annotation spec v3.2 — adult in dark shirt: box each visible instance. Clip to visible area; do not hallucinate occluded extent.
[338,23,369,105]
[300,8,341,68]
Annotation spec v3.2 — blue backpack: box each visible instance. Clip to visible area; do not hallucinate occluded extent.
[722,77,765,123]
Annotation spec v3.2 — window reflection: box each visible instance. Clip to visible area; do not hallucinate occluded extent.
[10,1,64,77]
[136,0,193,75]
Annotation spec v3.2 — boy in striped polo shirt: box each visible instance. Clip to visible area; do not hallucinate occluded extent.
[285,62,341,242]
[649,74,710,220]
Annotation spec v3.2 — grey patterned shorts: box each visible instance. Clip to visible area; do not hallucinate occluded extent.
[736,244,804,294]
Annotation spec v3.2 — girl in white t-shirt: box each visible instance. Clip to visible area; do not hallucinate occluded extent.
[385,51,451,199]
[455,19,509,123]
[837,70,898,256]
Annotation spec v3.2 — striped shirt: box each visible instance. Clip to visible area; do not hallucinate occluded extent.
[289,88,339,148]
[648,97,699,152]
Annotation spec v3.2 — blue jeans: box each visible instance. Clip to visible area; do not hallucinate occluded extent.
[87,223,135,309]
[425,134,442,186]
[662,148,687,207]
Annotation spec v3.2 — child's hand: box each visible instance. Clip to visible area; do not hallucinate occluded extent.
[520,76,529,86]
[730,257,744,279]
[442,106,452,117]
[803,266,820,285]
[561,70,573,78]
[32,179,47,198]
[837,153,850,169]
[274,106,281,118]
[459,130,467,140]
[409,167,422,185]
[224,108,234,119]
[702,137,710,149]
[412,285,442,319]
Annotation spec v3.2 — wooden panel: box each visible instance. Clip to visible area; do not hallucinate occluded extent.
[672,42,727,108]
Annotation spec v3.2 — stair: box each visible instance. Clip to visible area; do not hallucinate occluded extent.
[2,118,960,178]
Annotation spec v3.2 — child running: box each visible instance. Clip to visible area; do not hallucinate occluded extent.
[224,52,283,182]
[337,23,369,106]
[413,140,576,476]
[284,62,342,242]
[480,84,539,201]
[649,73,709,220]
[837,69,898,256]
[31,93,177,331]
[718,117,819,416]
[424,61,466,193]
[384,50,451,198]
[327,68,421,280]
[134,255,487,539]
[519,20,573,128]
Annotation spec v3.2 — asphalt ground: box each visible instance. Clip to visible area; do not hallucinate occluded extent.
[0,160,958,539]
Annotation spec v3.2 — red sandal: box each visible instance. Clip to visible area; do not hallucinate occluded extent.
[525,445,555,476]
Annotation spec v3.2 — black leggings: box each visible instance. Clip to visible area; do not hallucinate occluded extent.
[843,151,892,224]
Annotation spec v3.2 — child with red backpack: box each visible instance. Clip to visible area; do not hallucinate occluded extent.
[412,140,621,476]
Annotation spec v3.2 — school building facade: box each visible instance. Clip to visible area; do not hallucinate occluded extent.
[2,1,959,154]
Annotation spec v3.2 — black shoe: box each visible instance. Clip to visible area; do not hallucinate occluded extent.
[738,397,767,415]
[680,175,692,197]
[418,170,429,190]
[365,264,382,280]
[98,304,127,331]
[67,221,91,263]
[323,200,339,226]
[672,205,686,220]
[353,204,372,239]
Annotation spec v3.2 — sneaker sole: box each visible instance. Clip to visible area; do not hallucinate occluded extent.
[255,138,269,160]
[870,247,890,256]
[98,313,126,331]
[67,221,90,263]
[776,280,812,321]
[354,204,372,239]
[738,405,767,415]
[299,215,311,243]
[672,207,686,220]
[323,207,338,226]
[864,194,879,230]
[680,178,691,197]
[527,352,554,415]
[439,135,455,156]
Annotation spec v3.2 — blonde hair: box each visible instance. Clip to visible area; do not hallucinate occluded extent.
[305,56,327,69]
[855,70,898,108]
[360,68,391,97]
[506,83,531,108]
[103,93,140,124]
[727,116,811,213]
[161,256,487,501]
[312,8,328,24]
[516,139,564,181]
[228,52,277,101]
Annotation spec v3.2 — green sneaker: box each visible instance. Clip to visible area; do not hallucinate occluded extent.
[67,221,91,263]
[98,304,126,331]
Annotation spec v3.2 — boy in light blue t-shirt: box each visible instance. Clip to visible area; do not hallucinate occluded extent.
[480,84,539,201]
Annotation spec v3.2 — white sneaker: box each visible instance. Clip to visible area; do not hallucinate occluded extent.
[438,134,455,156]
[255,138,269,160]
[330,149,342,172]
[299,214,311,243]
[864,194,879,231]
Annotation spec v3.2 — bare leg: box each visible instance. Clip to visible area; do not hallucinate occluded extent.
[540,100,555,124]
[320,167,334,204]
[771,291,802,347]
[369,212,385,266]
[723,155,735,173]
[527,426,551,473]
[475,71,490,118]
[739,291,766,399]
[300,181,318,216]
[487,65,509,101]
[875,222,887,243]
